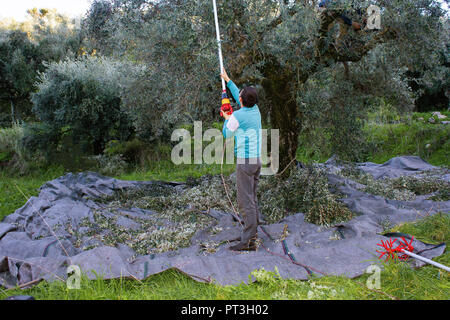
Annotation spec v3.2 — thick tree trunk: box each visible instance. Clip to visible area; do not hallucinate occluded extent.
[261,62,300,175]
[93,139,103,155]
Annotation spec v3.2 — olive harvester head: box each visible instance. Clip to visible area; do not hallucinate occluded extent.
[220,90,233,117]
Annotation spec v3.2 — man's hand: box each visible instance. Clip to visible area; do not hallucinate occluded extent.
[220,67,230,83]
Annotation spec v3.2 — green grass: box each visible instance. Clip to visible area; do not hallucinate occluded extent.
[365,121,449,166]
[0,165,65,220]
[1,213,448,300]
[118,160,235,182]
[389,212,449,245]
[296,112,450,166]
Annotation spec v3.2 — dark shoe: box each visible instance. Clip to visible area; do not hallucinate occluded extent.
[229,239,257,251]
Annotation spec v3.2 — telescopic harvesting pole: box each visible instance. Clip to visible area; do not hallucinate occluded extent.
[212,0,233,118]
[212,0,226,91]
[400,249,450,272]
[378,237,450,272]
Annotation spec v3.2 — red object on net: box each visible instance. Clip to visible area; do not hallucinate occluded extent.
[376,236,414,262]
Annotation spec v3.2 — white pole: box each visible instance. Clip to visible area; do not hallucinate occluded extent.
[212,0,226,91]
[401,249,450,272]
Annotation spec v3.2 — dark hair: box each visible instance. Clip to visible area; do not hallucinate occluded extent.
[239,86,258,108]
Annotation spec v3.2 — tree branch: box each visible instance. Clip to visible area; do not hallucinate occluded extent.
[258,2,301,39]
[314,9,397,66]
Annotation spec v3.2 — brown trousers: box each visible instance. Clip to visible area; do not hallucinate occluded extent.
[236,158,262,243]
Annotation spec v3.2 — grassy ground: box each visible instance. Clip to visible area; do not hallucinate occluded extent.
[297,111,450,166]
[365,122,449,166]
[0,166,65,220]
[1,213,448,300]
[119,161,236,182]
[365,110,450,166]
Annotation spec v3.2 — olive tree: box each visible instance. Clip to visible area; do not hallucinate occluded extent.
[31,56,135,155]
[84,0,447,168]
[0,9,83,123]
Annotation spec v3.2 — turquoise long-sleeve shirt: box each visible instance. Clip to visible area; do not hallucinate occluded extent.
[222,80,262,159]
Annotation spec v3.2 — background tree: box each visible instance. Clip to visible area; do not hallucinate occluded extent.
[31,56,135,155]
[0,30,40,124]
[0,8,82,125]
[407,41,449,112]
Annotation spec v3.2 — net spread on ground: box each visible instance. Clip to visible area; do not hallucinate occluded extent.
[0,156,448,288]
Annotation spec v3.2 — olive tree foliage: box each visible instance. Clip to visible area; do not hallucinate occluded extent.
[83,0,447,167]
[25,8,83,63]
[407,22,450,112]
[83,0,225,142]
[83,1,115,53]
[383,2,449,112]
[0,9,83,124]
[30,56,138,156]
[0,30,39,125]
[298,39,422,161]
